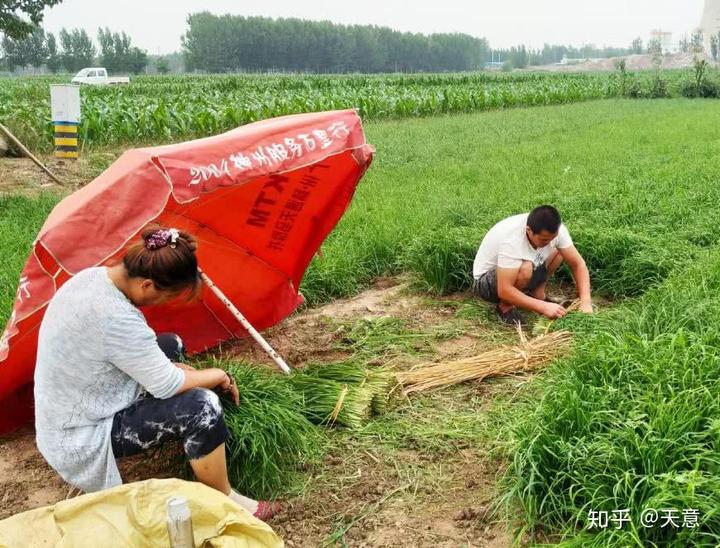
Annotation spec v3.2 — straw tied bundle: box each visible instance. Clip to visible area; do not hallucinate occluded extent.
[397,325,573,395]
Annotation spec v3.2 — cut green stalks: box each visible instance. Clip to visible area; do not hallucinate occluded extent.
[306,360,396,415]
[289,374,373,430]
[289,361,395,428]
[212,358,324,499]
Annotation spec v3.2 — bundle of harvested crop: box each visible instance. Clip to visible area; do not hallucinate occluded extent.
[397,329,573,395]
[364,369,396,414]
[294,361,396,421]
[289,372,374,429]
[216,359,324,498]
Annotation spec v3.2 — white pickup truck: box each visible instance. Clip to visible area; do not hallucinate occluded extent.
[71,68,130,86]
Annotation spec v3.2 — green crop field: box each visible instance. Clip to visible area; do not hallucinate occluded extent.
[0,69,699,151]
[3,93,720,545]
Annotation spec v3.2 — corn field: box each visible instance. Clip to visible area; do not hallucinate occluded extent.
[0,71,689,151]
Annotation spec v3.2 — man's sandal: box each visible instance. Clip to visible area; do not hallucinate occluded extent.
[495,304,526,326]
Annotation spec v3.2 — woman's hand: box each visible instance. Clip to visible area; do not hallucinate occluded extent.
[177,367,239,405]
[218,372,240,406]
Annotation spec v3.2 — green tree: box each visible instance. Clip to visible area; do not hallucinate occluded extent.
[97,27,145,73]
[711,35,719,61]
[678,35,689,53]
[97,27,118,72]
[647,37,662,56]
[181,12,488,73]
[631,37,643,54]
[690,30,704,53]
[1,26,48,69]
[0,0,62,39]
[126,46,147,74]
[59,28,96,72]
[46,31,61,72]
[155,55,169,74]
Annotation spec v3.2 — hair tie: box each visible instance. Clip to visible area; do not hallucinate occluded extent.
[145,228,180,250]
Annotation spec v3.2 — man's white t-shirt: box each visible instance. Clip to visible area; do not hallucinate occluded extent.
[473,213,573,279]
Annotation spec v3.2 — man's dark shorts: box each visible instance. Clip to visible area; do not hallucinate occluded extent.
[472,264,548,303]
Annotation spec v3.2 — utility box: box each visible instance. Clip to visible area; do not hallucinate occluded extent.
[50,85,81,159]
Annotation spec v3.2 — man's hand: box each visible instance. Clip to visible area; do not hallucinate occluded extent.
[579,301,594,314]
[541,302,568,319]
[219,373,240,406]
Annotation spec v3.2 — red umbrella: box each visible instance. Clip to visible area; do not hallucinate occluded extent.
[0,109,375,433]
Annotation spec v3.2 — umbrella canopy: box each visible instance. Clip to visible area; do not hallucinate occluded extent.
[0,109,374,433]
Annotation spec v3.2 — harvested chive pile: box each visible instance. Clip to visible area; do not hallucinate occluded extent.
[206,357,395,496]
[289,361,395,429]
[289,375,373,429]
[217,359,324,498]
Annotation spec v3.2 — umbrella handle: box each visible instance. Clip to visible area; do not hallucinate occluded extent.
[199,269,292,375]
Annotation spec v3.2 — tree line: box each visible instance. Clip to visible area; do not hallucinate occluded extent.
[0,26,148,73]
[490,29,710,70]
[181,12,489,73]
[489,44,637,70]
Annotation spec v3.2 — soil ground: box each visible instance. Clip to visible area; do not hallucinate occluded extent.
[0,151,118,195]
[528,51,713,72]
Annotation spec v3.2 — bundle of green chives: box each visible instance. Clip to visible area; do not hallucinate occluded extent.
[308,361,395,415]
[289,373,374,429]
[213,359,324,499]
[365,370,396,415]
[291,362,395,427]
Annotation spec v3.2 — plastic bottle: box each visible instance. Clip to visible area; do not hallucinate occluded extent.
[166,497,195,548]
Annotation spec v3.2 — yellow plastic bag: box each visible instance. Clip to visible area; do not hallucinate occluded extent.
[0,478,283,548]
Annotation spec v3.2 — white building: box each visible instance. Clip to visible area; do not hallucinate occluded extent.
[701,0,720,51]
[650,30,673,53]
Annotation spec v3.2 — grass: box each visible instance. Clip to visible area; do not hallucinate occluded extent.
[0,194,58,320]
[335,318,438,359]
[4,99,719,316]
[303,98,720,304]
[501,254,720,546]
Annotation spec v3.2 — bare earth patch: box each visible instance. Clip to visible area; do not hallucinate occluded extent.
[0,153,119,196]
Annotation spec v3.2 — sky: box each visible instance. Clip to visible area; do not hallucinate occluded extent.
[40,0,705,55]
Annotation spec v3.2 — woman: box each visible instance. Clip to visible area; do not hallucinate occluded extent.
[33,225,278,520]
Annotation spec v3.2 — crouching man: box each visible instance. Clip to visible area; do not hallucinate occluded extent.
[472,205,593,325]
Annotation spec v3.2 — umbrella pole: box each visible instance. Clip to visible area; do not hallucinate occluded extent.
[199,270,292,375]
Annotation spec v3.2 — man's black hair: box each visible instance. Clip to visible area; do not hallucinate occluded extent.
[527,205,561,234]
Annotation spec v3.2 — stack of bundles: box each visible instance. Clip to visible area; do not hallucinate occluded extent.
[289,361,395,429]
[397,329,573,395]
[218,359,324,498]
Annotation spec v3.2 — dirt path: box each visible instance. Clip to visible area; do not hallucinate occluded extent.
[0,153,118,195]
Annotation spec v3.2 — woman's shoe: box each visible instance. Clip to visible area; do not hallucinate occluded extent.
[253,500,282,522]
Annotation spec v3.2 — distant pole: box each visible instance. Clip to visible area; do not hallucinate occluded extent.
[50,85,81,159]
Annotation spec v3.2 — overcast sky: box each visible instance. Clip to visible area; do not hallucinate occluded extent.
[41,0,705,55]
